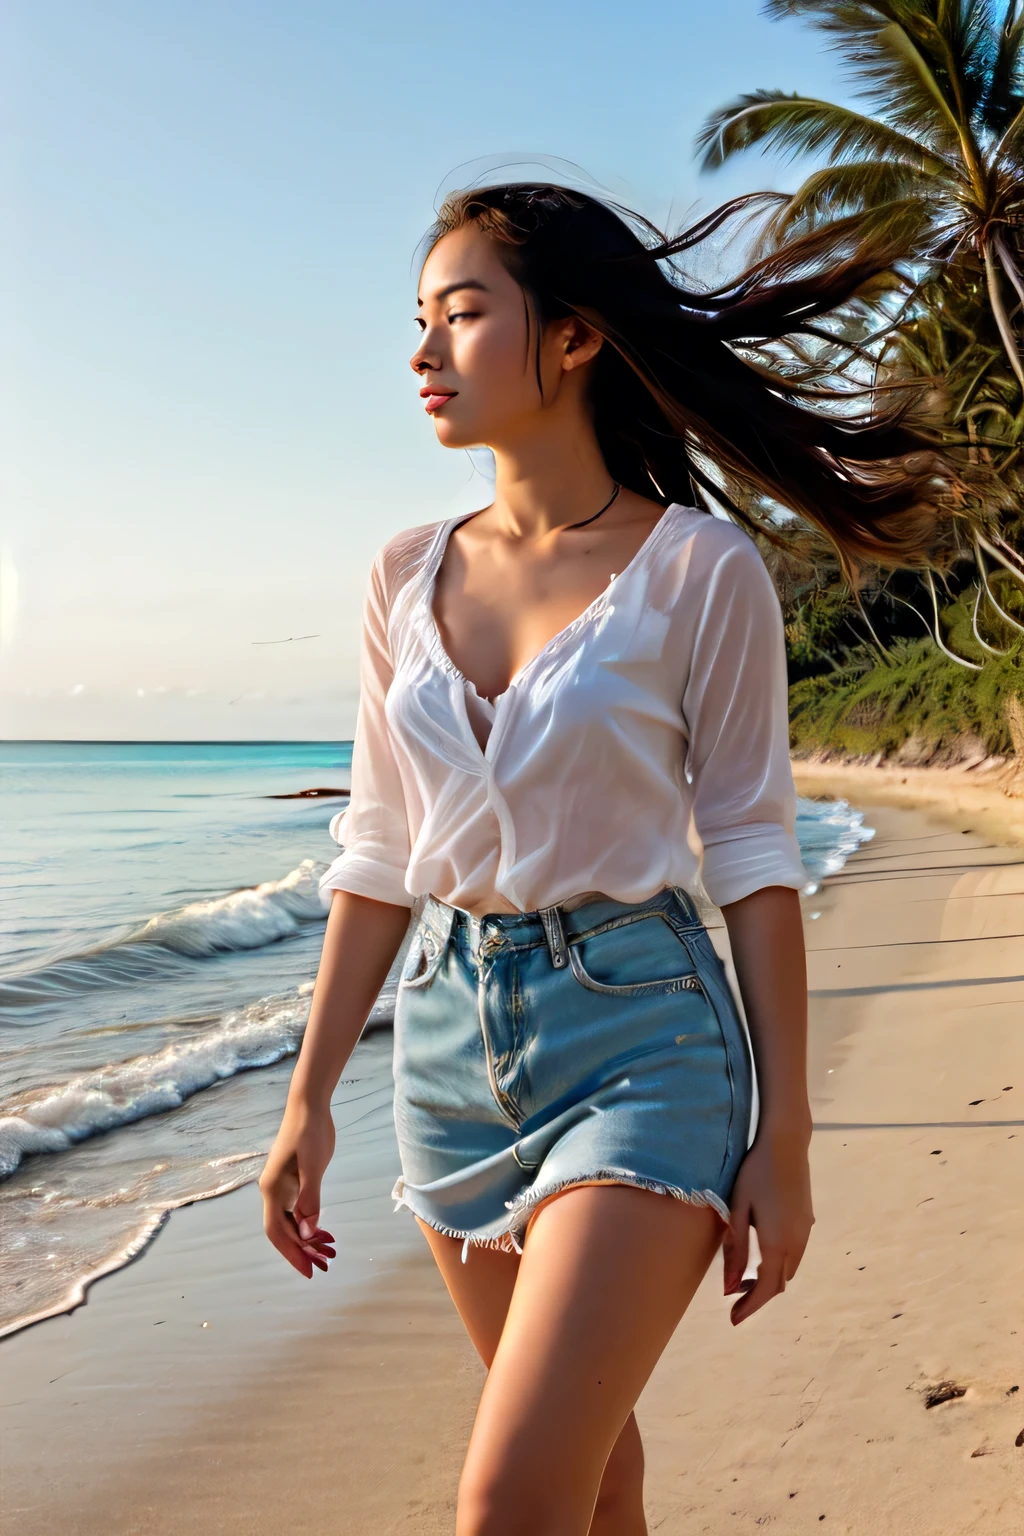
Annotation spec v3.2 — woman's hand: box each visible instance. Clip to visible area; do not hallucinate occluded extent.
[258,890,412,1278]
[718,886,813,1325]
[722,1123,814,1325]
[259,1102,338,1278]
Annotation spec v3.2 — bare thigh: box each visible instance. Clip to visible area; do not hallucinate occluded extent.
[417,1219,519,1368]
[418,1211,647,1534]
[422,1184,723,1536]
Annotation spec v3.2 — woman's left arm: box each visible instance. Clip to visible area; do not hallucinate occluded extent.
[679,524,815,1325]
[720,885,814,1325]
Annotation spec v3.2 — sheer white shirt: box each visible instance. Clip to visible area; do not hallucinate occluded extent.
[319,503,806,918]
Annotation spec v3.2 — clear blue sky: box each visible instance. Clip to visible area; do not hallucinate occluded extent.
[2,0,848,739]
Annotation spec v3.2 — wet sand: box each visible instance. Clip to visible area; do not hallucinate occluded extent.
[2,805,1022,1534]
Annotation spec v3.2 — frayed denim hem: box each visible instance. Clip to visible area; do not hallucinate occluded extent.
[391,1179,520,1263]
[391,1168,730,1264]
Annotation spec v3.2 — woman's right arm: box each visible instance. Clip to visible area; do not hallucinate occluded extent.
[259,889,412,1278]
[260,547,417,1277]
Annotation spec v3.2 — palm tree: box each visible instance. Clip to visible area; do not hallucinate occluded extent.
[698,1,1024,384]
[700,0,1024,660]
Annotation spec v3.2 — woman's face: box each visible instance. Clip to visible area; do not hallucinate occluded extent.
[411,224,595,450]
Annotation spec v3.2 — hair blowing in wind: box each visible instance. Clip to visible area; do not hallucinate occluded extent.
[425,182,966,573]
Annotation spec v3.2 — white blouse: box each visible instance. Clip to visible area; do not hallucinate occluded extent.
[319,503,807,918]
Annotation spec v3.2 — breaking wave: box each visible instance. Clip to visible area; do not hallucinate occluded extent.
[0,861,330,1007]
[0,989,314,1179]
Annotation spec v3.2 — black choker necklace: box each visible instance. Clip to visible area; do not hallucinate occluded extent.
[565,482,621,531]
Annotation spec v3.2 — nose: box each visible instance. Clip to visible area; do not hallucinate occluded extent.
[410,334,440,374]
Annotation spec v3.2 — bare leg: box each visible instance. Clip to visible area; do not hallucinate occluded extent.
[444,1185,721,1536]
[418,1211,659,1535]
[417,1223,519,1365]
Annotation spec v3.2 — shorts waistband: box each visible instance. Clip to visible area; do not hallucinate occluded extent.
[419,886,703,971]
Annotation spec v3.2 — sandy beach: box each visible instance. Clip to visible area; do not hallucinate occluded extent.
[793,755,1024,849]
[2,799,1022,1534]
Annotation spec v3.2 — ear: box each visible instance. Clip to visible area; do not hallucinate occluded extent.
[560,318,603,372]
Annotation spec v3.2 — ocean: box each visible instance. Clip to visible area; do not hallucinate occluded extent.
[0,741,872,1339]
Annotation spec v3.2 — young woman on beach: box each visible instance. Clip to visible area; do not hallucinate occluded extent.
[260,184,952,1534]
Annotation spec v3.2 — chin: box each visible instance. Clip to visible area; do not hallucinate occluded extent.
[433,420,482,450]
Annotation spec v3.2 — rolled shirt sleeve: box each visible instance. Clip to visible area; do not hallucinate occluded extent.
[318,554,416,909]
[682,528,807,908]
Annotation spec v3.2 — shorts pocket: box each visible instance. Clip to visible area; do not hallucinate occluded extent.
[400,926,446,989]
[567,910,706,997]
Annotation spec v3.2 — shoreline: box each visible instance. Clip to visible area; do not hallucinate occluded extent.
[793,755,1024,849]
[3,796,1023,1531]
[0,792,847,1345]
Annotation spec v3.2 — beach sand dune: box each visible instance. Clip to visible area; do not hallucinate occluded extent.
[1,805,1021,1534]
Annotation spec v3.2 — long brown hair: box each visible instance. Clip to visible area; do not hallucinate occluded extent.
[424,182,964,573]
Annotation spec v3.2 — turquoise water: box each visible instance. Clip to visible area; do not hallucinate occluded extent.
[0,741,872,1338]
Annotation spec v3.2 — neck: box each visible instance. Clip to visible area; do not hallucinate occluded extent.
[488,417,614,539]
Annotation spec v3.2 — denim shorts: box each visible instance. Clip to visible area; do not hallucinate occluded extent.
[391,885,753,1259]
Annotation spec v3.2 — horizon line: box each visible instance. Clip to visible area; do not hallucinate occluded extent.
[0,738,353,746]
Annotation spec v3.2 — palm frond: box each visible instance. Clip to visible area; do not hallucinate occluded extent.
[691,197,932,326]
[953,345,1006,414]
[765,0,976,152]
[755,159,949,249]
[981,1,1024,135]
[695,89,956,171]
[701,0,1024,580]
[994,96,1024,159]
[923,0,1007,123]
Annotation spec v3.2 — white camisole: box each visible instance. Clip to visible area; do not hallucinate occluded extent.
[319,503,807,918]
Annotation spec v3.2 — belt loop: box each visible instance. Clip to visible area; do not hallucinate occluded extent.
[670,885,700,928]
[539,904,569,969]
[467,913,483,960]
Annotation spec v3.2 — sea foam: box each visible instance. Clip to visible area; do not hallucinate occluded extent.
[795,797,875,890]
[0,990,313,1179]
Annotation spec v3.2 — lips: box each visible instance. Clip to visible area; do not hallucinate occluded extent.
[421,389,457,414]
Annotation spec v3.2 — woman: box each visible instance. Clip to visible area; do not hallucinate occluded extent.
[260,184,952,1534]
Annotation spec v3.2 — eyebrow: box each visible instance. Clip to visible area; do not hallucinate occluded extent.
[416,279,489,307]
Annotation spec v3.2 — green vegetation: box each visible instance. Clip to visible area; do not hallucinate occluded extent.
[789,595,1024,759]
[700,1,1024,758]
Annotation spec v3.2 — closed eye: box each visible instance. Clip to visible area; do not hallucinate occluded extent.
[413,309,479,332]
